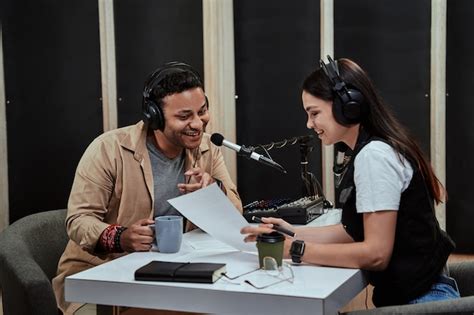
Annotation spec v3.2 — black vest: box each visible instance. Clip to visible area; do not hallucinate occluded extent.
[337,135,455,307]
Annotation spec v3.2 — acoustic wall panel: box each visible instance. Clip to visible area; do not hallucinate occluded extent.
[234,0,321,204]
[446,0,474,252]
[114,0,204,128]
[334,0,431,154]
[2,0,103,222]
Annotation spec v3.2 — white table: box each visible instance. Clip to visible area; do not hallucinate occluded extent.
[66,210,366,315]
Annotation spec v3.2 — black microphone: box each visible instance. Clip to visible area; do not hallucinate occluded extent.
[210,133,287,174]
[296,134,315,143]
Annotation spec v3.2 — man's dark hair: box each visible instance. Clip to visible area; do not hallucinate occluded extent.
[143,64,204,108]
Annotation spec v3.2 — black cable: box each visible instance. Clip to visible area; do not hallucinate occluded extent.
[253,135,313,151]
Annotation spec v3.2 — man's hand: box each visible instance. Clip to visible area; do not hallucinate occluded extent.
[177,167,215,194]
[120,218,154,252]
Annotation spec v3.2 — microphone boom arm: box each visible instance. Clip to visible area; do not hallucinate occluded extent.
[210,133,287,174]
[241,145,287,174]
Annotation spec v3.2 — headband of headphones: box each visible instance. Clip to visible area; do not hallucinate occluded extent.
[143,61,203,101]
[319,55,349,98]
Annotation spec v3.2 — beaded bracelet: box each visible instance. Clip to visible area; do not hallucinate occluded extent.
[114,226,127,253]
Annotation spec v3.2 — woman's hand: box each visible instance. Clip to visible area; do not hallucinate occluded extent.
[240,217,295,242]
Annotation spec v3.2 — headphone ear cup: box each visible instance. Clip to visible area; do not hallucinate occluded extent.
[332,97,347,125]
[342,89,365,124]
[143,99,165,131]
[333,88,365,125]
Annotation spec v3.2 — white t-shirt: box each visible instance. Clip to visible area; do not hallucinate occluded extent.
[354,141,413,213]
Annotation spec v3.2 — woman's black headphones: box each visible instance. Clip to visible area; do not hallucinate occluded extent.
[319,55,366,125]
[142,61,206,131]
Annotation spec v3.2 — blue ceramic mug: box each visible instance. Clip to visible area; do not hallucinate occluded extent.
[154,215,183,253]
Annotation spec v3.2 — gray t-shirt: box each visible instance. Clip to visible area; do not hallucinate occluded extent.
[146,138,185,217]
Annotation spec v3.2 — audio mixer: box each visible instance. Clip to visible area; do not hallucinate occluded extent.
[243,196,325,224]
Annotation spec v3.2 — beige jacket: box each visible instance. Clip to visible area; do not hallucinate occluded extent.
[53,121,242,312]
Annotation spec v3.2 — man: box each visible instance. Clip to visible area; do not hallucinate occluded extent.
[53,62,242,313]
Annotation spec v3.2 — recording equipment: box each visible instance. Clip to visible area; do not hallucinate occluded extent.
[247,133,330,208]
[239,133,332,224]
[319,55,366,125]
[210,133,287,173]
[142,61,206,131]
[243,196,325,224]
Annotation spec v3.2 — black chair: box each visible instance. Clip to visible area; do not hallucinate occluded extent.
[0,209,67,315]
[342,260,474,314]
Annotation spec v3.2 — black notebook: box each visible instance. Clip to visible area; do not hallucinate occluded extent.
[134,260,227,284]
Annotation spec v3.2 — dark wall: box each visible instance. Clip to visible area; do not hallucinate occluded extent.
[334,0,431,154]
[2,0,103,223]
[1,0,204,223]
[234,0,321,204]
[114,0,203,127]
[446,0,474,252]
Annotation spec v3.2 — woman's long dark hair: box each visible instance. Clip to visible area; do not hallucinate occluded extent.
[302,58,445,204]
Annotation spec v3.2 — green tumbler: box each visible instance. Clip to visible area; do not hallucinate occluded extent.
[256,232,285,268]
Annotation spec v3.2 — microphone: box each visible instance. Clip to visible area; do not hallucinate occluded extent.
[210,133,287,174]
[296,134,315,144]
[333,142,350,175]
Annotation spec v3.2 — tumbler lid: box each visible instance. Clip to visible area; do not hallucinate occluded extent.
[257,231,285,243]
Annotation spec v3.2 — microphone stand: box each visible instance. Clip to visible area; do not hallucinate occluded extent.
[299,141,334,208]
[299,140,318,198]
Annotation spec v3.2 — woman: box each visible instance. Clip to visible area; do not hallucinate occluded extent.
[241,56,459,307]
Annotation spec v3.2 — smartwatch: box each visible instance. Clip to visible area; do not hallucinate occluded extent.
[290,240,305,263]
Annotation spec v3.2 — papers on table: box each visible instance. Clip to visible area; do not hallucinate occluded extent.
[167,183,257,253]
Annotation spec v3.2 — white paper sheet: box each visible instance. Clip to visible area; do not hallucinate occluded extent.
[167,183,257,253]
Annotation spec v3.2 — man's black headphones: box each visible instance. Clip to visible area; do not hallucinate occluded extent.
[319,55,366,125]
[142,61,206,131]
